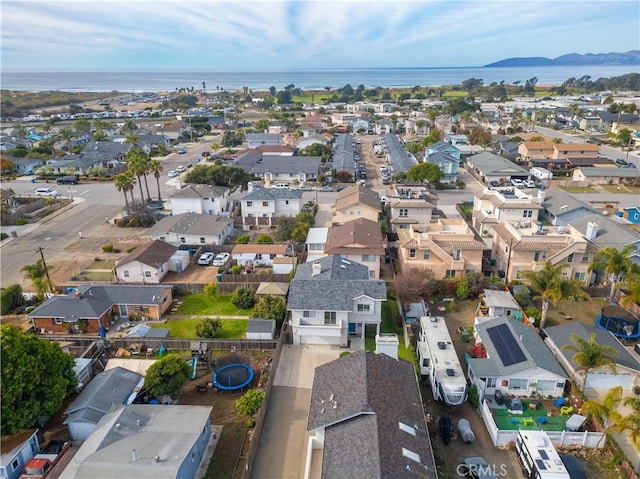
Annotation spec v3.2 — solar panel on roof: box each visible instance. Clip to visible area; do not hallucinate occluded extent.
[486,323,527,366]
[539,450,549,460]
[536,460,547,470]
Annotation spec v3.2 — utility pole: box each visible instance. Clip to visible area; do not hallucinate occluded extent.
[37,246,54,293]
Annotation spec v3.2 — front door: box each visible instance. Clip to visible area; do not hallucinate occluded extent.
[348,323,356,334]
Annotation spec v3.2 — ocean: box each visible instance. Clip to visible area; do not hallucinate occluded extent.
[1,66,638,93]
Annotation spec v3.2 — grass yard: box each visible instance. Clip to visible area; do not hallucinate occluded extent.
[364,298,418,367]
[176,294,252,316]
[559,186,599,193]
[150,317,248,339]
[601,185,640,194]
[491,402,569,431]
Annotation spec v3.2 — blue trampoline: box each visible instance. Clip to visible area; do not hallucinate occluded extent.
[213,363,254,391]
[596,305,640,339]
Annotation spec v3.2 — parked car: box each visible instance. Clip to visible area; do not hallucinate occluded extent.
[439,414,454,445]
[524,179,536,188]
[168,170,178,178]
[56,175,79,185]
[212,252,230,266]
[336,185,348,192]
[35,187,60,197]
[510,178,525,188]
[461,457,497,479]
[488,180,500,188]
[176,148,187,154]
[176,165,187,173]
[298,185,310,191]
[197,252,215,266]
[274,183,289,189]
[319,186,332,192]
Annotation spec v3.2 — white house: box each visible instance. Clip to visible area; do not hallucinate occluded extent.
[143,212,235,246]
[471,187,543,238]
[231,243,293,274]
[114,240,177,284]
[474,289,525,337]
[168,184,231,216]
[388,184,438,233]
[305,227,328,263]
[287,255,387,347]
[240,187,304,230]
[468,317,568,401]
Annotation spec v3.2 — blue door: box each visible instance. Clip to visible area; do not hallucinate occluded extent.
[348,323,356,334]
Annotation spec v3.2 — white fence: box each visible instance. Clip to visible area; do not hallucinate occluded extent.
[479,400,605,448]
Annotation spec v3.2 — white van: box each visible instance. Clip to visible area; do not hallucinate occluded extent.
[274,183,289,189]
[35,187,60,197]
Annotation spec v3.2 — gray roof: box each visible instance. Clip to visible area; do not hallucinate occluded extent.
[308,351,436,479]
[168,183,229,199]
[287,256,387,311]
[544,322,640,373]
[425,151,458,166]
[59,405,212,479]
[542,188,596,217]
[247,318,275,333]
[251,155,322,175]
[471,317,568,378]
[64,367,143,423]
[241,187,304,201]
[382,134,418,174]
[234,151,262,170]
[577,167,640,178]
[467,152,529,176]
[333,133,354,154]
[144,212,234,237]
[570,213,640,248]
[29,285,170,320]
[482,289,521,310]
[246,133,282,143]
[80,140,129,161]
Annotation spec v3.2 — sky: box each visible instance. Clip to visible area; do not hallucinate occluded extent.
[1,0,639,71]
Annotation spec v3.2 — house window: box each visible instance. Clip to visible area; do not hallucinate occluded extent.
[399,224,408,229]
[369,270,375,278]
[324,312,337,325]
[11,459,19,471]
[505,245,509,253]
[574,272,586,281]
[144,271,152,278]
[262,201,269,207]
[200,237,206,244]
[191,449,196,461]
[399,208,408,217]
[508,378,528,390]
[522,210,532,218]
[465,269,475,274]
[247,201,253,207]
[486,377,497,388]
[423,250,430,260]
[303,311,315,318]
[445,270,455,278]
[362,254,375,261]
[450,249,462,260]
[123,270,130,278]
[533,251,545,261]
[357,304,371,313]
[180,237,186,243]
[159,236,165,241]
[581,252,590,263]
[566,253,574,263]
[409,248,416,258]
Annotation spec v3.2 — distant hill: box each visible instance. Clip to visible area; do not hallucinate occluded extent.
[485,50,640,67]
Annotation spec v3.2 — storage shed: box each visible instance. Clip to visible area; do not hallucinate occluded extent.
[246,318,276,340]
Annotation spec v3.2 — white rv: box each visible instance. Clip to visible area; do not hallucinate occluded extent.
[417,316,468,406]
[515,430,570,479]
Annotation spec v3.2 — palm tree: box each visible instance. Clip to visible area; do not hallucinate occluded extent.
[20,259,51,300]
[59,128,74,153]
[561,333,618,387]
[582,386,624,447]
[126,150,150,204]
[124,132,138,151]
[589,245,639,302]
[14,122,28,137]
[520,261,580,329]
[148,159,163,202]
[618,396,640,448]
[114,171,136,213]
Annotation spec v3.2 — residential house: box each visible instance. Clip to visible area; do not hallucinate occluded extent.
[467,152,530,184]
[474,289,524,333]
[381,133,418,174]
[425,141,461,182]
[623,207,640,224]
[231,243,294,274]
[472,187,543,239]
[287,255,387,346]
[59,405,212,479]
[246,133,283,148]
[332,133,356,177]
[168,183,231,216]
[0,429,39,479]
[518,142,564,169]
[8,157,42,175]
[114,240,178,283]
[396,219,487,279]
[234,145,295,158]
[305,227,329,263]
[298,115,329,132]
[496,140,521,160]
[540,188,597,226]
[249,155,322,184]
[572,167,640,185]
[388,184,438,233]
[332,185,381,225]
[63,367,144,441]
[28,284,173,335]
[595,111,639,132]
[306,351,437,479]
[468,317,568,401]
[544,322,640,392]
[491,220,595,284]
[324,218,385,279]
[240,187,304,230]
[143,212,234,246]
[569,213,640,250]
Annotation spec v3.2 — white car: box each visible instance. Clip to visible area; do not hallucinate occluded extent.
[176,165,186,173]
[197,252,215,266]
[35,187,60,197]
[212,252,230,266]
[510,178,525,188]
[168,170,178,178]
[524,179,536,188]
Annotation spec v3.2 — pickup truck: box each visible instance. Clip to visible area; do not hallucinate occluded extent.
[20,440,70,479]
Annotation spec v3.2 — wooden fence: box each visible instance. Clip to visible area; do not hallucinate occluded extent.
[47,336,278,352]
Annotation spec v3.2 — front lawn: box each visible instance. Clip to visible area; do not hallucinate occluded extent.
[150,318,248,339]
[365,298,418,367]
[176,294,252,316]
[559,186,599,193]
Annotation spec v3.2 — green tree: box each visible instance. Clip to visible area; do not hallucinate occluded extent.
[59,127,74,152]
[253,295,287,328]
[20,259,51,300]
[148,159,164,202]
[144,353,191,397]
[114,171,136,213]
[301,143,332,160]
[618,396,640,448]
[255,119,269,131]
[235,234,250,244]
[127,148,150,203]
[235,389,265,425]
[256,234,273,244]
[589,245,639,302]
[195,318,222,338]
[582,386,624,447]
[72,118,91,135]
[1,325,77,435]
[203,283,217,297]
[406,162,444,183]
[520,262,580,329]
[561,333,618,387]
[232,287,256,309]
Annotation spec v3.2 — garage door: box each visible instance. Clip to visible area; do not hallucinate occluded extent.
[585,373,633,390]
[299,336,340,346]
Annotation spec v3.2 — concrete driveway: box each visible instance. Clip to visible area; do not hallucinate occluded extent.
[251,345,340,479]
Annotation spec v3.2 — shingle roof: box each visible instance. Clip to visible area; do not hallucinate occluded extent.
[577,167,640,178]
[308,351,436,479]
[168,183,229,199]
[467,152,529,176]
[382,134,418,173]
[251,155,322,175]
[241,187,304,201]
[335,185,381,212]
[143,212,234,237]
[116,240,177,269]
[542,188,595,216]
[287,255,386,311]
[324,218,385,255]
[570,213,640,248]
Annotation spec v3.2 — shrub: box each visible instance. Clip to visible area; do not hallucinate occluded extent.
[524,306,541,323]
[127,218,140,227]
[446,301,458,312]
[127,246,138,253]
[203,283,217,297]
[256,234,273,244]
[195,318,222,338]
[0,232,8,241]
[235,389,265,426]
[514,289,531,307]
[232,287,256,309]
[0,284,23,315]
[455,283,469,299]
[235,234,250,244]
[230,265,242,274]
[15,218,27,226]
[102,244,114,253]
[468,385,480,408]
